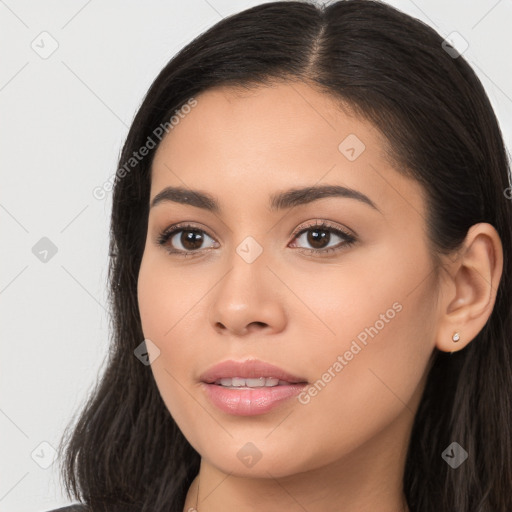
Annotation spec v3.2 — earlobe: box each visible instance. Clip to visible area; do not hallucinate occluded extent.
[434,223,503,354]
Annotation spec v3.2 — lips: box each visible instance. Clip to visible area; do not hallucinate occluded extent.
[199,359,308,385]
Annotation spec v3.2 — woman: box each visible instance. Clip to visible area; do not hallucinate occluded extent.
[48,1,512,511]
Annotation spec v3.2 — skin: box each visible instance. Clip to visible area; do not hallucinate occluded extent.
[136,81,503,512]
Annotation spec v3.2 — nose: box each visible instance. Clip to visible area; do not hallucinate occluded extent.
[208,249,287,337]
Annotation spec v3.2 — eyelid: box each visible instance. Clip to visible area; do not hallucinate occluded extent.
[154,221,218,251]
[155,221,215,242]
[290,219,357,239]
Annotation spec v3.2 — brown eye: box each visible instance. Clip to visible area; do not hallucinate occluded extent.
[303,227,331,249]
[157,224,218,256]
[177,229,205,251]
[290,221,357,255]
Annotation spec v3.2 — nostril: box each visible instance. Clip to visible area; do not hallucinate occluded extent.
[247,321,268,332]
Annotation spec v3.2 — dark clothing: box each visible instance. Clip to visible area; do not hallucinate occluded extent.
[42,507,90,512]
[42,504,140,512]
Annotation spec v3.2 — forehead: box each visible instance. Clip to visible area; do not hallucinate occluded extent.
[150,82,426,222]
[154,82,383,160]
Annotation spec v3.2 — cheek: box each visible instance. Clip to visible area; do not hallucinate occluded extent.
[295,243,435,418]
[137,251,197,343]
[297,294,433,461]
[138,259,170,344]
[137,252,207,423]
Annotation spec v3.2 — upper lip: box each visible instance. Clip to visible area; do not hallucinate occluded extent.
[200,359,308,384]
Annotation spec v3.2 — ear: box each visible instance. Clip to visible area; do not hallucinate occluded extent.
[434,223,503,353]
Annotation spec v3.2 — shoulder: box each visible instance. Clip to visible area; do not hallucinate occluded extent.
[41,506,90,512]
[41,503,140,512]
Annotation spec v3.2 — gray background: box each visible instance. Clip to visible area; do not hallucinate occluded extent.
[1,1,511,511]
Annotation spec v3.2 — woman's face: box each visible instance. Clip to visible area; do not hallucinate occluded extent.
[137,81,440,478]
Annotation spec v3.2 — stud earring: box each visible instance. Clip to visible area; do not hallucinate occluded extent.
[452,332,460,342]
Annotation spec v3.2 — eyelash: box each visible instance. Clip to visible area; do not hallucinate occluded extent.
[156,220,357,258]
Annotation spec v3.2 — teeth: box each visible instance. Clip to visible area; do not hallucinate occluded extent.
[215,377,287,388]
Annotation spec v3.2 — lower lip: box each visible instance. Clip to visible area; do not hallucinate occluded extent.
[200,382,308,416]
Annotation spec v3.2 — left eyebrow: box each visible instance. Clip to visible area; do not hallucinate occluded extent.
[149,184,381,214]
[268,184,381,213]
